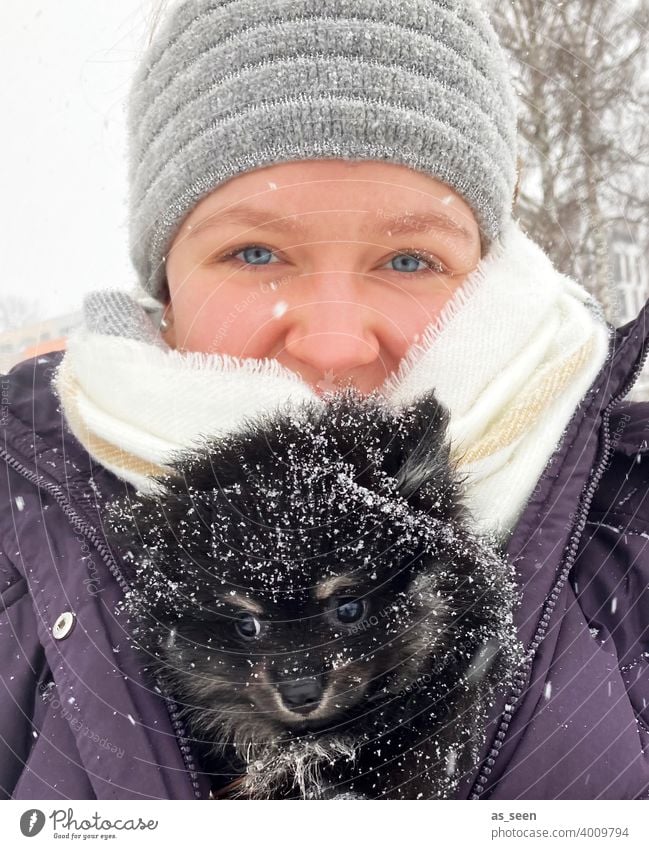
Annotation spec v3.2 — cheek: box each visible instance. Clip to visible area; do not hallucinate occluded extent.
[167,273,279,356]
[379,281,466,350]
[166,255,470,358]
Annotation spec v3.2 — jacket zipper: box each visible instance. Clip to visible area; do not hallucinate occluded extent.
[469,337,649,799]
[0,449,203,799]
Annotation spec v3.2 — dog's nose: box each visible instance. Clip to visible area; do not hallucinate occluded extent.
[278,678,323,713]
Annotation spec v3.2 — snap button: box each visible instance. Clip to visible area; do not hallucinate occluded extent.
[52,611,76,640]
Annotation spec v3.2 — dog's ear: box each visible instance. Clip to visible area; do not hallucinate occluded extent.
[393,392,451,493]
[321,388,459,512]
[376,391,462,515]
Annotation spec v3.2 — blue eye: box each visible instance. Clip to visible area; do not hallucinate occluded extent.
[334,598,367,624]
[387,250,445,274]
[235,613,262,639]
[220,245,446,275]
[229,245,279,267]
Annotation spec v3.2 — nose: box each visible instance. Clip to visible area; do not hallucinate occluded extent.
[283,275,380,378]
[278,678,323,713]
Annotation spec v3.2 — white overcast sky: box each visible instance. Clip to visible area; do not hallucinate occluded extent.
[0,2,156,321]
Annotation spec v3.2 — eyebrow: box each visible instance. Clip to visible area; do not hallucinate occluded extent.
[314,575,358,601]
[185,204,475,245]
[218,593,263,615]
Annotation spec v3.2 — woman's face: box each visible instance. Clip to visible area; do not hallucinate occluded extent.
[162,160,481,395]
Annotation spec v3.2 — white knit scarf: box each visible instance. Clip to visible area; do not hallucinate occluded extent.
[53,220,611,539]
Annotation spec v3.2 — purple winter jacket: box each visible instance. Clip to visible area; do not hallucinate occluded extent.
[1,301,649,801]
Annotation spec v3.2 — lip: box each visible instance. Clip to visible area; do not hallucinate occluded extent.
[272,700,336,730]
[276,708,328,728]
[282,714,336,733]
[290,703,319,716]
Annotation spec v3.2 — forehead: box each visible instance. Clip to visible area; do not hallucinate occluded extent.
[221,568,363,608]
[185,405,437,595]
[180,158,480,244]
[205,479,428,601]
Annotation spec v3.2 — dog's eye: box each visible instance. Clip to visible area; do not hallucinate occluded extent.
[235,613,262,639]
[334,598,367,624]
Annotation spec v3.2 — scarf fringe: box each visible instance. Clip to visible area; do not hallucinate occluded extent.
[53,220,611,539]
[380,234,508,401]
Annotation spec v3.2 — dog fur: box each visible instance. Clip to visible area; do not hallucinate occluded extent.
[103,388,523,799]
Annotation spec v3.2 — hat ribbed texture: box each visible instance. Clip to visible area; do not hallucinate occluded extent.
[128,0,519,302]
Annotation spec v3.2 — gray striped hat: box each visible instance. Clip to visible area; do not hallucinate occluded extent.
[128,0,519,303]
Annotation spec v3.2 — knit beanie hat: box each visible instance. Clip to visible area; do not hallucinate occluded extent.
[127,0,519,304]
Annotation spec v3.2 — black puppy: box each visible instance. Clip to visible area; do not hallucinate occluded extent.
[103,389,523,799]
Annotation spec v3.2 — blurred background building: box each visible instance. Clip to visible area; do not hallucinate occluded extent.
[0,309,81,374]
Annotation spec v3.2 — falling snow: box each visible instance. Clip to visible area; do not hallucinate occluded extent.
[272,300,288,318]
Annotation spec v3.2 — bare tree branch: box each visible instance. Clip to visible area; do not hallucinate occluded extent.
[490,0,649,323]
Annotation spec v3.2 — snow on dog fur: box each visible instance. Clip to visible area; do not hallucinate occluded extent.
[103,388,524,799]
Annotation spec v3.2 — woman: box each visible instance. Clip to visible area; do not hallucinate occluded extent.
[1,0,648,800]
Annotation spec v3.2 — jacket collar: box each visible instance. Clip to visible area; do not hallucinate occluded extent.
[453,297,649,799]
[506,294,649,637]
